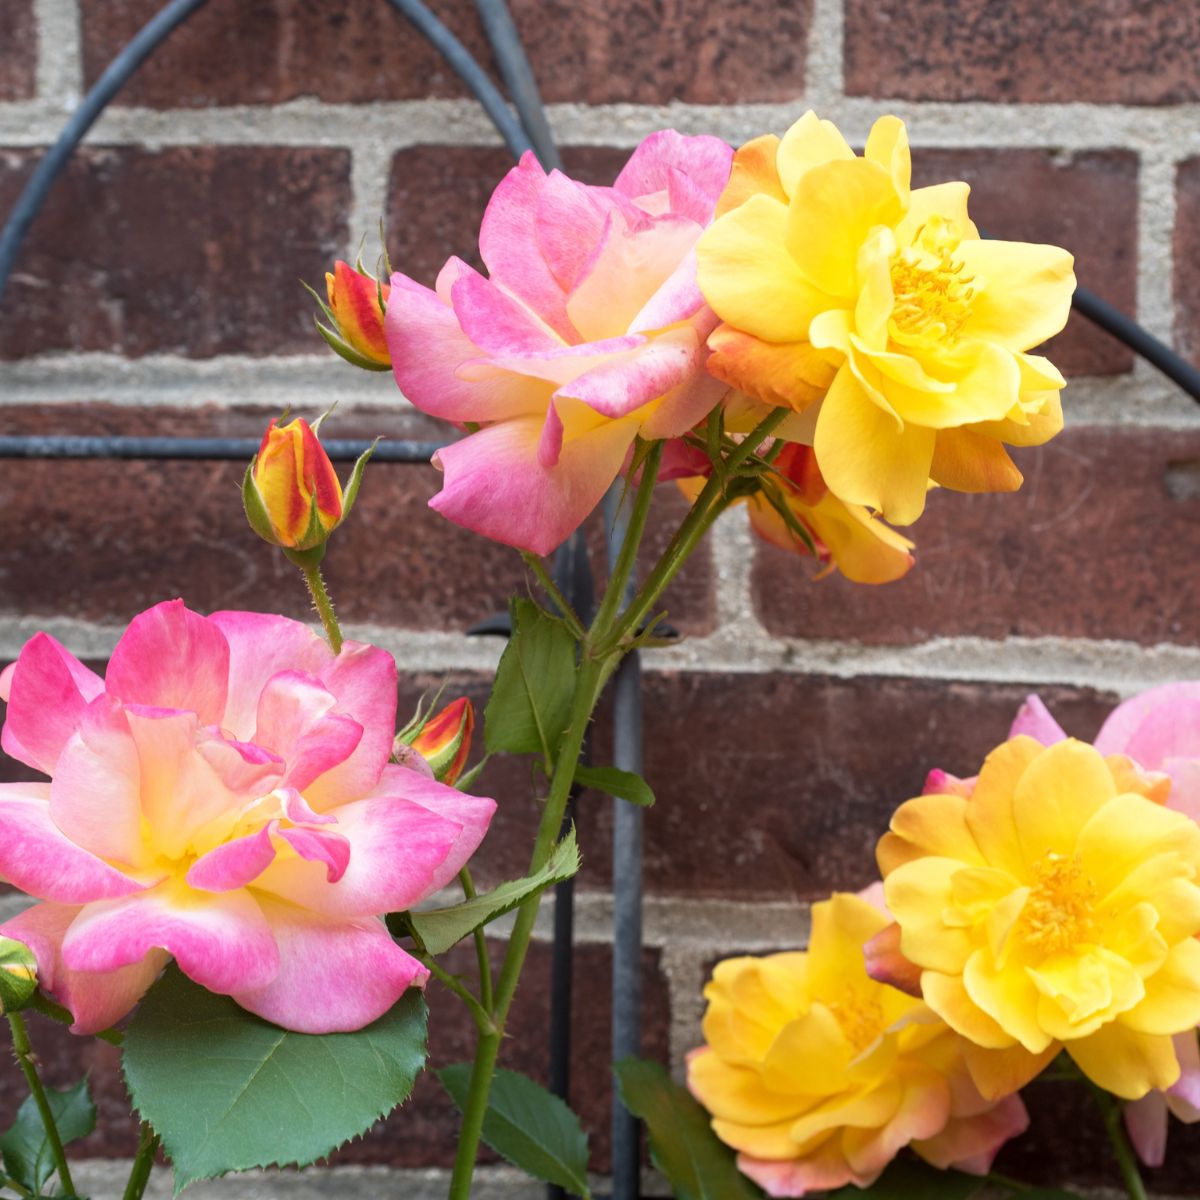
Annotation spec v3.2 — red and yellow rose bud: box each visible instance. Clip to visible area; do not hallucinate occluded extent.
[400,697,475,786]
[308,260,392,371]
[243,414,374,564]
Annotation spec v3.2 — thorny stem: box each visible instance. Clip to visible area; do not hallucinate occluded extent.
[300,563,343,654]
[459,868,494,1013]
[121,1123,160,1200]
[6,1012,76,1198]
[521,552,587,640]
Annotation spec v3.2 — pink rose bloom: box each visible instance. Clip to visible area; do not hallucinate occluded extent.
[1006,685,1200,1167]
[385,131,734,554]
[0,600,495,1035]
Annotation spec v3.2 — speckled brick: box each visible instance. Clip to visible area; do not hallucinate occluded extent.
[0,146,350,359]
[753,423,1200,646]
[80,0,810,107]
[1174,158,1200,366]
[914,148,1137,376]
[0,0,35,100]
[0,403,713,636]
[845,0,1200,104]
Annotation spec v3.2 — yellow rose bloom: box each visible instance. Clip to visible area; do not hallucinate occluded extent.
[696,112,1076,525]
[687,891,1028,1195]
[879,737,1200,1102]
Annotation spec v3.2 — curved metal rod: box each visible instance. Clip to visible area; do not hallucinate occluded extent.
[1072,285,1200,401]
[0,0,211,298]
[472,0,560,170]
[385,0,530,159]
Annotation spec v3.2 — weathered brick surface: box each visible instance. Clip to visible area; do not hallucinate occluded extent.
[0,0,35,100]
[1175,158,1200,366]
[386,145,629,286]
[600,673,1116,899]
[81,0,810,108]
[754,424,1200,646]
[914,148,1137,376]
[0,404,714,635]
[845,0,1200,105]
[0,943,670,1173]
[0,146,350,359]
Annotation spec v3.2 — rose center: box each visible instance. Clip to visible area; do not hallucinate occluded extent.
[1018,853,1098,954]
[889,218,974,346]
[827,991,885,1054]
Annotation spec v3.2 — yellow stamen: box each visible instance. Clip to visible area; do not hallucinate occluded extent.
[1018,853,1098,954]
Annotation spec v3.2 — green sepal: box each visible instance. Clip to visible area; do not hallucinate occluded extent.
[758,480,818,557]
[241,462,279,547]
[282,542,327,571]
[394,684,448,747]
[341,437,381,520]
[314,317,392,372]
[0,937,37,1014]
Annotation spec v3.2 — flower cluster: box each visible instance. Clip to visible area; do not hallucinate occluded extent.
[689,684,1200,1192]
[367,111,1074,577]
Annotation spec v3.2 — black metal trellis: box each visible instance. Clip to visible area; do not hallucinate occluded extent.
[3,3,1200,1200]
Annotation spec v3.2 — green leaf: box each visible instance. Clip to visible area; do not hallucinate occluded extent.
[613,1058,762,1200]
[123,966,427,1194]
[404,827,580,955]
[573,765,655,807]
[439,1066,591,1197]
[0,936,38,1014]
[484,598,577,761]
[0,1077,96,1194]
[825,1156,984,1199]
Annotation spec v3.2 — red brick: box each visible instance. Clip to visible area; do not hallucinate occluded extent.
[0,146,350,359]
[1174,159,1200,366]
[386,145,628,286]
[616,673,1116,899]
[914,148,1137,376]
[845,0,1200,104]
[0,1,36,100]
[81,0,809,108]
[754,424,1199,646]
[0,402,713,636]
[0,943,669,1173]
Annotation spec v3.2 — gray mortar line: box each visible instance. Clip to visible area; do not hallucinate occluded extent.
[2,615,1198,694]
[4,96,1200,155]
[802,0,845,110]
[1137,148,1179,341]
[32,0,82,113]
[4,358,1197,426]
[346,140,396,264]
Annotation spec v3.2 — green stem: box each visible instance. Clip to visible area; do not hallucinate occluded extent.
[418,954,494,1035]
[121,1123,159,1200]
[447,656,608,1200]
[460,868,494,1013]
[6,1013,76,1198]
[1086,1080,1148,1200]
[300,563,343,654]
[602,409,788,654]
[590,440,665,637]
[521,553,586,640]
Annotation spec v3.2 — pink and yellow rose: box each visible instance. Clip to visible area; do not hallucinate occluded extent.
[0,600,496,1035]
[385,132,734,554]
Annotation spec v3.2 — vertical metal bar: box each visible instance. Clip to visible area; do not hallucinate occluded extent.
[605,486,644,1200]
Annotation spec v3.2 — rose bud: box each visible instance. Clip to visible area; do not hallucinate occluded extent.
[309,260,392,371]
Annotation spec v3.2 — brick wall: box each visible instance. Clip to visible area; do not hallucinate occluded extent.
[2,1,1200,1195]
